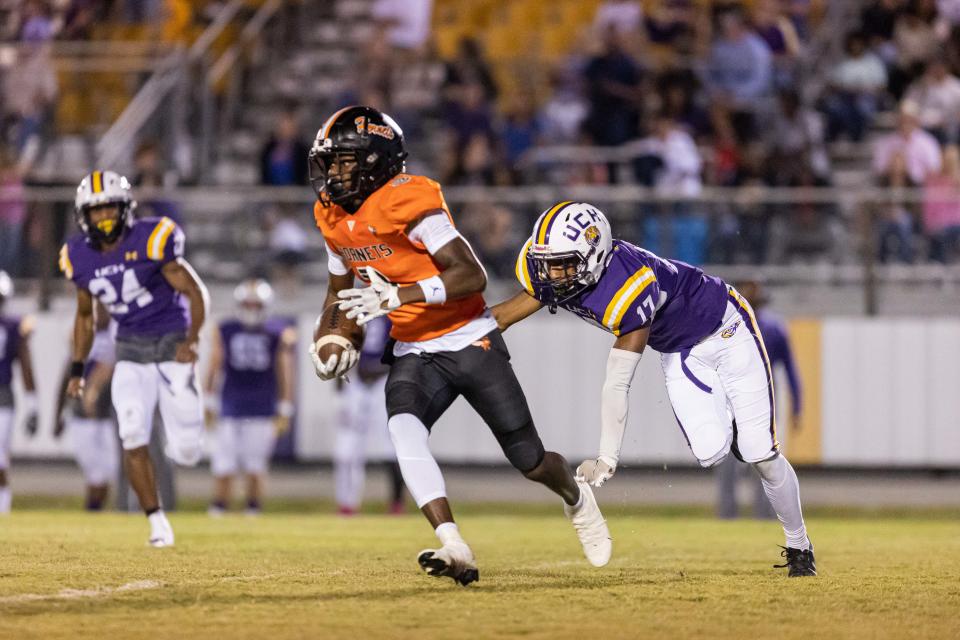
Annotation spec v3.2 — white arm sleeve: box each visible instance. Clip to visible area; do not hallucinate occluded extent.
[407,213,461,255]
[325,242,349,276]
[598,348,643,465]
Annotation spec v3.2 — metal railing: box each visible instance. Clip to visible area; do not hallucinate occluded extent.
[4,185,960,315]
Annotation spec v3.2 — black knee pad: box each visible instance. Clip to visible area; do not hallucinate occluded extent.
[495,422,545,473]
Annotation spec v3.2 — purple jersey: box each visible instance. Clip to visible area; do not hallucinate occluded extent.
[59,216,189,339]
[219,318,288,418]
[519,239,728,352]
[0,315,21,387]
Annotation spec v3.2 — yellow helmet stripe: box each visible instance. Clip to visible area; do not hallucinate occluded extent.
[91,171,103,194]
[535,201,573,245]
[515,238,534,294]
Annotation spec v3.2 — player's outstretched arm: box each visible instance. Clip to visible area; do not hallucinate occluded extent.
[161,258,209,363]
[577,327,649,487]
[67,288,95,399]
[202,326,224,427]
[274,326,297,434]
[491,290,543,332]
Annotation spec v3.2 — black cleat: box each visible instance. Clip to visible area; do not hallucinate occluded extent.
[774,543,817,577]
[417,548,480,587]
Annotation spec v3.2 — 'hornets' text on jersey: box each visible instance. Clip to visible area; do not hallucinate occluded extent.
[59,216,189,338]
[517,239,729,352]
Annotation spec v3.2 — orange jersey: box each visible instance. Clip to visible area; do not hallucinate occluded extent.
[313,174,486,342]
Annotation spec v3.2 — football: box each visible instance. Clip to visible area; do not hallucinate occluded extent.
[315,302,363,361]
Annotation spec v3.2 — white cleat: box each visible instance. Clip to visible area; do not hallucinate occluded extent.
[417,541,480,586]
[565,480,612,567]
[147,511,175,548]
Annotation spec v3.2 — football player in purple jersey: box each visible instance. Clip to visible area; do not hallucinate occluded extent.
[60,170,209,547]
[493,202,816,577]
[0,270,38,514]
[203,278,295,516]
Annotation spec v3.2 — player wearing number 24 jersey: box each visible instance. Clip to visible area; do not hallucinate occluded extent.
[494,202,817,577]
[60,170,209,548]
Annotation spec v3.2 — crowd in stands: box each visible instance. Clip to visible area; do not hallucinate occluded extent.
[267,0,960,271]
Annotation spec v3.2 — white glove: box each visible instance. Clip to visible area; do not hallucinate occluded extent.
[308,336,359,381]
[576,456,617,488]
[336,266,401,326]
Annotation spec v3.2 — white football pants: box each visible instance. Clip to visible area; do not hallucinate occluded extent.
[68,417,119,485]
[0,407,12,470]
[112,360,204,466]
[209,417,277,477]
[661,292,779,467]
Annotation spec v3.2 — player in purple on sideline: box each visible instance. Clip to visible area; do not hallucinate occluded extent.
[0,270,38,514]
[60,170,209,547]
[493,202,816,577]
[204,278,296,516]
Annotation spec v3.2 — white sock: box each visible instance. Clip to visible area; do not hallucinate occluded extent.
[148,510,170,532]
[435,522,465,546]
[753,455,809,550]
[387,414,447,508]
[0,486,10,514]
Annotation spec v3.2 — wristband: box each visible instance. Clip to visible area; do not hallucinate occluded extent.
[70,361,84,378]
[276,400,295,418]
[417,275,447,305]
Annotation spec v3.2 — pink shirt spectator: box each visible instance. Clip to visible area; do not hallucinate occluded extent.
[873,128,942,184]
[923,174,960,232]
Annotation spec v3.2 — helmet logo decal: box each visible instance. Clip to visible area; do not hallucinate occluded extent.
[355,116,395,139]
[584,225,601,247]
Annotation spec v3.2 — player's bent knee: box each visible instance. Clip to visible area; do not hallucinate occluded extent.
[117,406,149,450]
[497,422,545,473]
[697,436,732,468]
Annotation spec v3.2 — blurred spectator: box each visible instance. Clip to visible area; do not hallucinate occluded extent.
[786,0,814,42]
[443,37,498,105]
[861,0,907,46]
[635,113,707,265]
[581,27,643,150]
[752,0,802,86]
[593,0,643,37]
[923,144,960,261]
[19,0,53,42]
[938,0,960,25]
[873,101,942,184]
[0,145,24,274]
[889,5,940,98]
[537,69,588,144]
[389,39,446,136]
[766,89,830,185]
[443,81,497,185]
[2,38,57,163]
[62,0,99,40]
[132,140,183,226]
[903,60,960,143]
[660,72,712,141]
[499,95,540,184]
[259,109,309,187]
[635,112,703,197]
[768,171,848,264]
[822,31,888,142]
[641,0,697,68]
[705,7,773,142]
[877,152,918,263]
[371,0,433,51]
[459,202,518,278]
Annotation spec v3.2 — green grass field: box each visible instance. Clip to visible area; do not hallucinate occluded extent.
[1,506,959,639]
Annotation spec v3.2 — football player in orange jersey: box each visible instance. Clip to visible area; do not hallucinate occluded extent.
[307,106,611,585]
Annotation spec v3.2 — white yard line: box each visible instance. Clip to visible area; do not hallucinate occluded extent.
[0,580,161,604]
